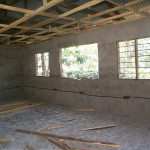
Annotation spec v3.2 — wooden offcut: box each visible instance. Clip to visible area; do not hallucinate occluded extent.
[82,124,115,131]
[72,109,95,112]
[0,138,14,142]
[37,124,64,132]
[39,136,71,150]
[0,102,47,114]
[0,101,29,109]
[37,125,70,150]
[15,129,120,147]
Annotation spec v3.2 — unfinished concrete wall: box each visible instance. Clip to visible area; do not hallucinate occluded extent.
[23,18,150,120]
[0,46,24,101]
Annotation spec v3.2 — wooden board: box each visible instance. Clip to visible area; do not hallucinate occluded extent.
[15,129,120,147]
[0,138,14,142]
[82,124,115,131]
[72,109,95,112]
[0,102,47,114]
[0,101,30,109]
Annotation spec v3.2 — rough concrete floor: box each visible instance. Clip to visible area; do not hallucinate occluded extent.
[0,101,150,150]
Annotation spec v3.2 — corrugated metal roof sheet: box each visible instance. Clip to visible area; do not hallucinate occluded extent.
[45,0,150,26]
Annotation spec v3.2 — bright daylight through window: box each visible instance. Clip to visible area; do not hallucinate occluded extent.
[61,43,99,80]
[35,52,50,77]
[118,37,150,79]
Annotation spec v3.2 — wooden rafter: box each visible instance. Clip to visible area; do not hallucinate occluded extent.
[0,0,105,43]
[36,5,150,39]
[0,0,150,46]
[8,0,148,44]
[0,3,77,22]
[0,0,63,34]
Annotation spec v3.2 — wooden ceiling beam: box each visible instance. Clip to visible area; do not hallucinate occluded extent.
[35,0,148,36]
[59,0,105,18]
[30,4,150,40]
[0,34,28,38]
[59,1,113,19]
[10,3,150,45]
[54,0,146,31]
[104,1,124,20]
[0,0,105,42]
[17,14,145,45]
[0,3,77,22]
[6,0,146,44]
[1,0,149,45]
[0,23,51,31]
[0,14,63,29]
[0,0,63,34]
[61,15,145,41]
[43,0,48,5]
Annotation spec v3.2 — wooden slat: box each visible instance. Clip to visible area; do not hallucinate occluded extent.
[39,4,150,40]
[0,0,63,34]
[0,103,33,112]
[0,3,77,21]
[72,147,104,150]
[43,0,48,5]
[0,23,50,31]
[37,125,69,150]
[25,0,149,42]
[72,109,95,111]
[15,129,120,147]
[0,115,10,118]
[82,124,115,131]
[39,136,71,150]
[0,102,47,114]
[0,0,145,43]
[37,125,64,132]
[56,139,71,150]
[0,101,30,109]
[0,34,28,38]
[0,0,105,43]
[25,12,145,44]
[0,138,14,142]
[1,0,150,45]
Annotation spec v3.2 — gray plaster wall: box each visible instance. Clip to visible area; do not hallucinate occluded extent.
[23,17,150,120]
[0,46,24,101]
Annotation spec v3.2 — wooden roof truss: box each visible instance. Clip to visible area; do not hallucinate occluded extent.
[0,0,150,46]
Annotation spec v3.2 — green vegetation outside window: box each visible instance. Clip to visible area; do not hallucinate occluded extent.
[61,43,99,80]
[35,52,50,77]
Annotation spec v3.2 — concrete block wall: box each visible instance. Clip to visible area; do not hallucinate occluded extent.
[23,17,150,120]
[0,46,24,101]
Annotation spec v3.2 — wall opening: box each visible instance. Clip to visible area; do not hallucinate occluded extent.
[61,43,99,80]
[35,52,50,77]
[118,37,150,79]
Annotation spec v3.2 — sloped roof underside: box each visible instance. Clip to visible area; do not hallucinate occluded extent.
[0,0,149,46]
